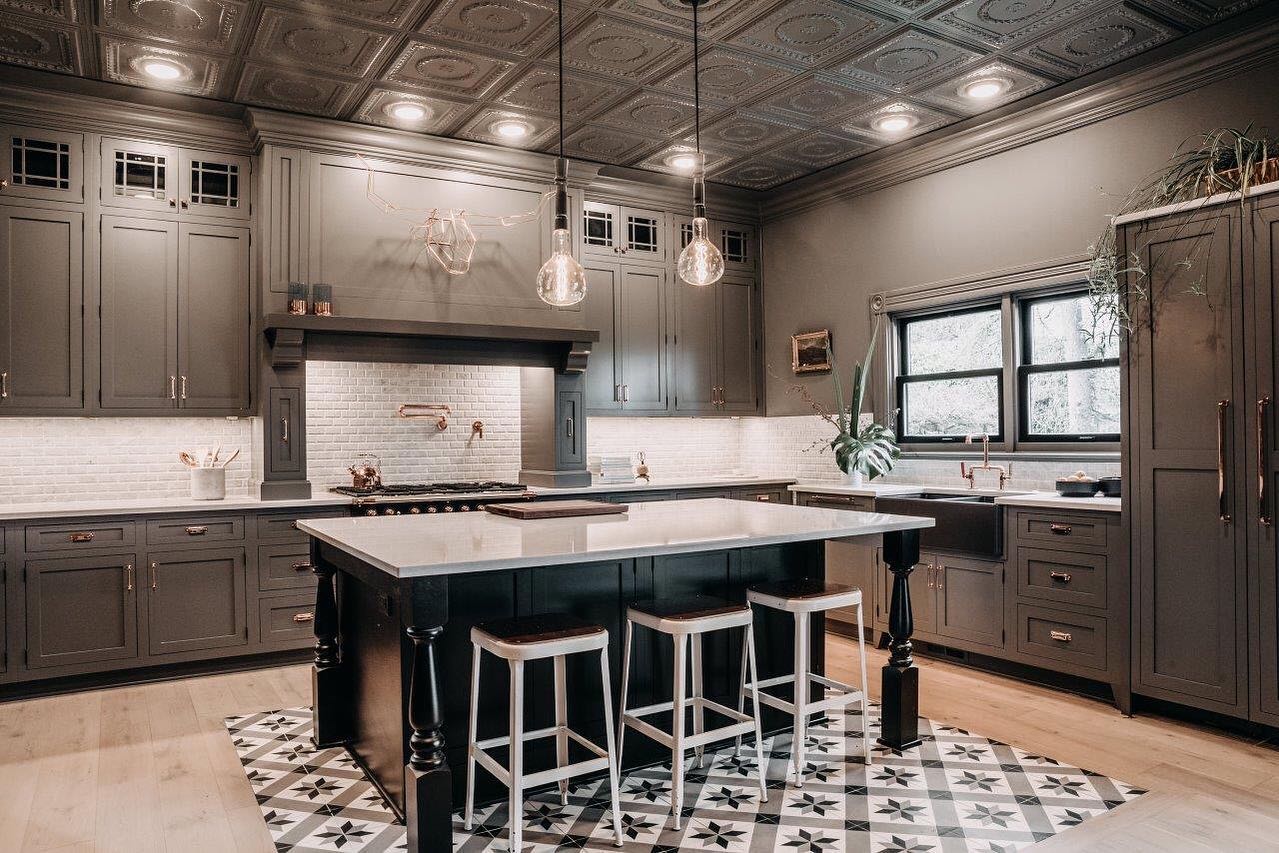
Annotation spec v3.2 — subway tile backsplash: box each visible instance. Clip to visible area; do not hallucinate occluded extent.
[0,362,1116,504]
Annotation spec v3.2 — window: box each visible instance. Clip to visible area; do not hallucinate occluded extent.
[896,305,1005,442]
[1018,292,1120,442]
[722,227,749,263]
[891,287,1121,449]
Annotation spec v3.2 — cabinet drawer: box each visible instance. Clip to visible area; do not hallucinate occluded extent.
[260,593,316,647]
[256,511,342,542]
[1014,511,1107,548]
[258,543,316,592]
[147,515,244,545]
[1017,547,1107,609]
[736,488,787,504]
[26,521,136,552]
[1015,604,1107,671]
[801,493,875,512]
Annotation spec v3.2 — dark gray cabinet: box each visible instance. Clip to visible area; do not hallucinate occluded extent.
[101,138,250,220]
[25,553,139,669]
[718,276,757,413]
[0,204,84,411]
[1123,205,1248,716]
[1,124,82,204]
[145,547,247,655]
[672,273,758,414]
[584,262,668,413]
[0,561,6,675]
[557,387,585,467]
[935,555,1004,648]
[583,263,622,412]
[100,216,250,413]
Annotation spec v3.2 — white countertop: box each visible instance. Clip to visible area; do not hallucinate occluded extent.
[530,475,794,497]
[993,492,1121,513]
[297,497,934,579]
[788,482,1121,513]
[0,493,354,521]
[788,482,925,497]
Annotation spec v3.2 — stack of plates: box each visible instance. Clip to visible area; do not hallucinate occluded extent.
[597,454,634,484]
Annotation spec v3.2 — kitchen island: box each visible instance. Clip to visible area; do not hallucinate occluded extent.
[299,498,931,853]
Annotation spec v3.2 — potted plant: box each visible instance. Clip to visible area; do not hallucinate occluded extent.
[789,321,901,486]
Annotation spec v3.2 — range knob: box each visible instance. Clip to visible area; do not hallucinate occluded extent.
[384,507,397,515]
[427,506,438,513]
[459,504,471,512]
[408,506,421,514]
[443,505,454,512]
[365,509,377,517]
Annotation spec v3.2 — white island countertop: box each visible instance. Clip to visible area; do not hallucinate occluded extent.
[298,497,933,579]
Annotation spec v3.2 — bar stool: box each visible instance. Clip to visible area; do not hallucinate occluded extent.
[464,613,624,852]
[617,595,768,831]
[739,579,870,786]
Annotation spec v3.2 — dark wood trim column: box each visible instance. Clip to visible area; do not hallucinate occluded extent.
[879,529,921,750]
[404,578,451,853]
[311,543,349,747]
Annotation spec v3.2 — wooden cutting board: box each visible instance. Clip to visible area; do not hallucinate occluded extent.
[484,500,628,519]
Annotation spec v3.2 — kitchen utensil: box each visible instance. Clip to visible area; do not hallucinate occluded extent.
[1055,478,1100,497]
[349,453,383,489]
[1098,476,1122,497]
[221,448,241,468]
[179,451,200,468]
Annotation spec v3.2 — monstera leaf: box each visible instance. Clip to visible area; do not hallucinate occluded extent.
[827,320,901,479]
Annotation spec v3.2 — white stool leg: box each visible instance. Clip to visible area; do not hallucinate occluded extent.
[670,633,688,831]
[598,648,624,848]
[792,612,810,788]
[734,624,750,757]
[616,619,634,772]
[464,642,481,831]
[856,600,871,764]
[744,621,768,803]
[554,654,569,805]
[508,660,525,853]
[691,633,705,769]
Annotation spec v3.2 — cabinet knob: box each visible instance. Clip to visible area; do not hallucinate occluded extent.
[0,179,8,189]
[180,199,189,209]
[168,198,177,208]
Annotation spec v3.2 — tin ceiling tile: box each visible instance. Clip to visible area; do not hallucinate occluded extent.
[234,62,357,116]
[590,88,697,135]
[249,7,392,77]
[0,11,79,72]
[286,0,426,27]
[771,129,876,169]
[700,110,807,154]
[749,72,884,124]
[634,142,732,176]
[102,35,223,94]
[100,0,243,52]
[710,156,806,190]
[926,0,1107,48]
[353,88,472,132]
[419,0,561,57]
[603,0,751,35]
[1013,2,1179,75]
[561,13,686,80]
[834,27,984,93]
[842,98,954,140]
[561,123,657,164]
[917,59,1054,112]
[456,106,558,147]
[492,64,628,117]
[654,45,795,103]
[3,0,75,23]
[382,40,516,98]
[725,0,890,67]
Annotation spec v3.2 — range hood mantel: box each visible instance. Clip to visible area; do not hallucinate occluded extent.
[263,313,598,373]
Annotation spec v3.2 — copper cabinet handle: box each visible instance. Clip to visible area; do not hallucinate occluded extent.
[293,612,315,623]
[1049,630,1072,643]
[935,564,943,590]
[1049,523,1072,535]
[1049,571,1073,583]
[1219,399,1231,523]
[69,531,95,542]
[150,561,158,590]
[614,384,621,402]
[125,563,134,592]
[291,561,313,571]
[1259,397,1271,526]
[281,417,289,444]
[168,198,177,208]
[169,375,177,400]
[1,370,7,399]
[924,562,935,589]
[565,416,574,439]
[179,375,188,400]
[185,525,208,535]
[180,199,189,209]
[755,494,771,501]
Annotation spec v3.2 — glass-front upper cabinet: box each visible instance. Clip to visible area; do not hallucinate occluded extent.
[718,221,755,271]
[581,201,666,264]
[1,125,82,203]
[179,149,250,220]
[101,138,250,219]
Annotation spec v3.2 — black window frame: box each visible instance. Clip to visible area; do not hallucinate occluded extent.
[1016,290,1121,444]
[895,303,1006,445]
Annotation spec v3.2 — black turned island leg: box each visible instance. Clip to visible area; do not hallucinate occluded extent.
[879,529,922,751]
[405,580,451,853]
[312,549,350,748]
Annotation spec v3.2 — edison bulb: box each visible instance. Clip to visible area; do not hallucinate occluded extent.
[678,217,724,286]
[536,228,587,306]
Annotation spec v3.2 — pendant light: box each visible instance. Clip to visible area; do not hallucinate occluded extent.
[535,0,588,307]
[676,0,724,288]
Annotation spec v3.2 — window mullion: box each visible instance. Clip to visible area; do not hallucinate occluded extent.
[999,293,1016,453]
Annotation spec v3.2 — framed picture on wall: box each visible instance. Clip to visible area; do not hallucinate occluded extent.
[792,330,832,374]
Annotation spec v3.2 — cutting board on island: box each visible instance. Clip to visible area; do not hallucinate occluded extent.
[484,500,628,519]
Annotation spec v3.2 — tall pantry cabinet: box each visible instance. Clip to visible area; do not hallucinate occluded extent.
[1121,183,1279,725]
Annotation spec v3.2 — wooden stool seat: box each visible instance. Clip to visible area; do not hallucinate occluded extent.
[748,579,861,613]
[473,614,608,660]
[626,595,753,634]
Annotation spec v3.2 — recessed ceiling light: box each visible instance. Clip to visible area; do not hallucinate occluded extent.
[962,77,1010,101]
[141,59,183,81]
[389,102,428,121]
[493,119,532,140]
[874,113,915,134]
[668,154,699,173]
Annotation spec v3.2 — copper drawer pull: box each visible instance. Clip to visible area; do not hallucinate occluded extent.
[1049,523,1072,535]
[1049,630,1073,643]
[291,561,313,571]
[185,525,208,535]
[292,612,314,623]
[755,494,771,501]
[125,563,134,592]
[1049,571,1072,583]
[69,531,95,542]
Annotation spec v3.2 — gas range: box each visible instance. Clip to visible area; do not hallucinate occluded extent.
[330,481,534,516]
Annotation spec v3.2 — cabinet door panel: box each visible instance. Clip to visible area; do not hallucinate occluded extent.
[581,201,619,260]
[179,149,250,220]
[557,388,584,467]
[620,265,667,412]
[177,223,249,410]
[936,556,1003,648]
[26,554,138,668]
[619,206,665,264]
[717,221,755,272]
[583,263,621,411]
[1129,209,1245,713]
[268,388,303,474]
[146,547,247,655]
[672,275,717,413]
[1,125,82,203]
[100,138,179,212]
[718,277,756,412]
[100,216,178,409]
[0,205,83,409]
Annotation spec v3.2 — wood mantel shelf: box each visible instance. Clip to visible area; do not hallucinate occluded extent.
[262,313,599,372]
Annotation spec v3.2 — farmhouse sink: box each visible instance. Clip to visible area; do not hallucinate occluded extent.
[875,492,1005,559]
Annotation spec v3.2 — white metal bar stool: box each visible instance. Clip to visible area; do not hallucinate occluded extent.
[464,613,624,852]
[617,595,768,831]
[739,579,871,787]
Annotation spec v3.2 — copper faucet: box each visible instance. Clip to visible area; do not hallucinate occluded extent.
[960,432,1012,490]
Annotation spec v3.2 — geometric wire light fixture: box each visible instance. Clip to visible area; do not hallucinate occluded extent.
[675,0,725,287]
[534,0,589,306]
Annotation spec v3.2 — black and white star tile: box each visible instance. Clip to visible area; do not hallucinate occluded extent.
[225,705,1145,853]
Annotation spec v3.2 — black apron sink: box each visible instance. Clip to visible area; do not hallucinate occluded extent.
[875,493,1005,559]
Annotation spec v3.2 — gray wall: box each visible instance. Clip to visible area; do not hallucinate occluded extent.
[761,56,1279,416]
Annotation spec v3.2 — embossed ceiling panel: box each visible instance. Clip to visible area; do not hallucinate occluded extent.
[0,0,1262,190]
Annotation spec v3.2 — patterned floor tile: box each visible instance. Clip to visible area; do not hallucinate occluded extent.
[225,703,1142,852]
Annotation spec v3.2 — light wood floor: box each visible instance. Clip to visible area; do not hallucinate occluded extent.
[2,640,1278,852]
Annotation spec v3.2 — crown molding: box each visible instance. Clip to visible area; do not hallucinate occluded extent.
[762,9,1279,222]
[871,255,1091,316]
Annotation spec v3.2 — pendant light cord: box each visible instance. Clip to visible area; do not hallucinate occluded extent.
[692,0,700,154]
[558,0,565,159]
